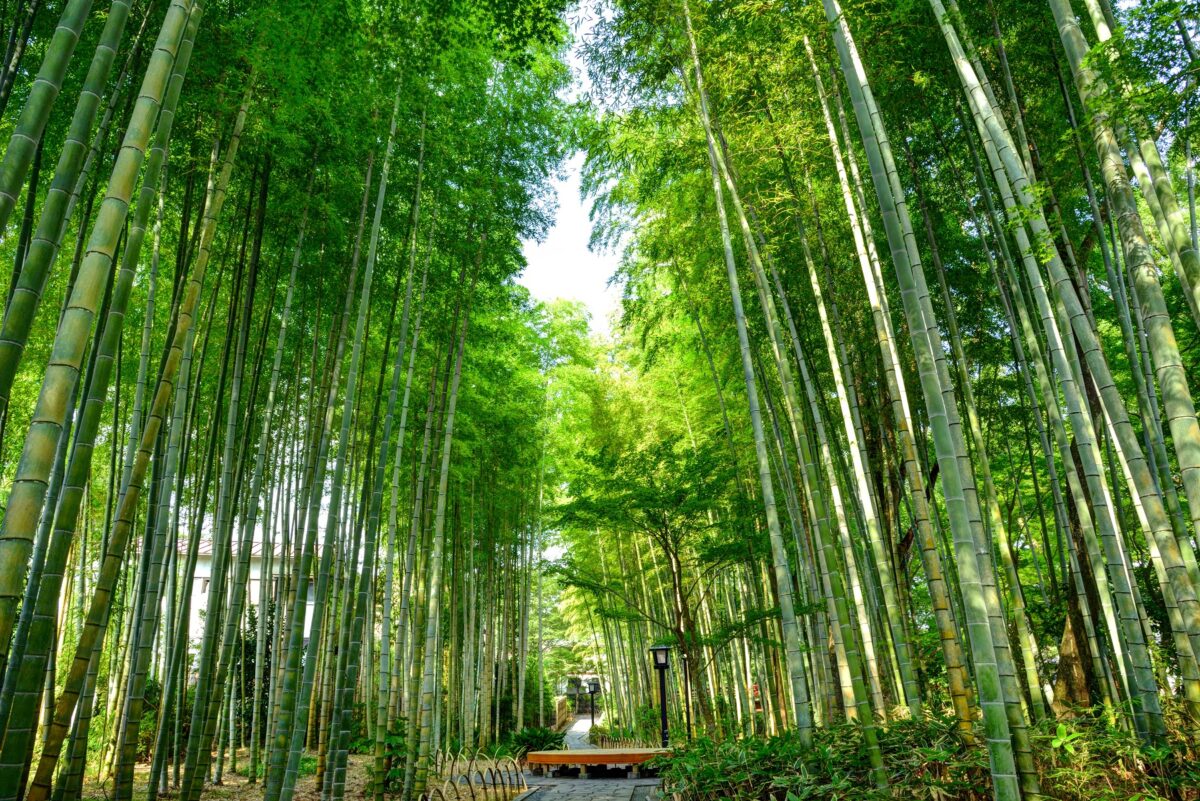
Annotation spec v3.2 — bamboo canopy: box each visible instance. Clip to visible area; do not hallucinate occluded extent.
[0,1,1194,800]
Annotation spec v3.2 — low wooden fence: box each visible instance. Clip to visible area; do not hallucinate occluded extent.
[554,697,572,730]
[589,734,658,749]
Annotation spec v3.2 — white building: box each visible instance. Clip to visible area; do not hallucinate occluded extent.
[186,538,315,643]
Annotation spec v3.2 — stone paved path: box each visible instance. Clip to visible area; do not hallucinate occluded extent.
[521,778,660,801]
[563,715,597,749]
[522,716,661,801]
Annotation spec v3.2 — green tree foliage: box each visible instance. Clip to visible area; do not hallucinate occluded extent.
[0,1,1195,800]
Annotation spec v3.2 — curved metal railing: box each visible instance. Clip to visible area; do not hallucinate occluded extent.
[420,749,528,801]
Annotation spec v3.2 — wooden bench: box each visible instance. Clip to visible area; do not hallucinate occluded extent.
[526,748,667,778]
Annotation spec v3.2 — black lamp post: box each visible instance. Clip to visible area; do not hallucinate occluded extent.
[682,651,693,741]
[588,677,600,727]
[649,645,671,747]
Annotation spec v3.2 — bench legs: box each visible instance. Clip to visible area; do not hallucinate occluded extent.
[531,762,649,779]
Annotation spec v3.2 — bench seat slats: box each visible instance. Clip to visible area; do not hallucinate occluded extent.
[525,749,665,766]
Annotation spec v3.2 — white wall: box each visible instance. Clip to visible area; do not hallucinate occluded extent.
[188,553,315,645]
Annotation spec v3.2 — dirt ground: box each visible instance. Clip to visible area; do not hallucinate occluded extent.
[81,752,374,801]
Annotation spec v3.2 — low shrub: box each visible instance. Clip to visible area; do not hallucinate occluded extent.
[479,740,516,760]
[1033,712,1199,800]
[651,708,1199,801]
[652,713,988,801]
[510,726,566,755]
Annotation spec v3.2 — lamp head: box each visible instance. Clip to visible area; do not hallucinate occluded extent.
[588,677,600,694]
[650,644,671,670]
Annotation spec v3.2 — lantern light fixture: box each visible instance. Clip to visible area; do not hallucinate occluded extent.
[650,644,671,670]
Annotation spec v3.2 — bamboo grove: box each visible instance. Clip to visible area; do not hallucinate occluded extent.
[0,0,1196,800]
[554,0,1200,798]
[0,1,582,800]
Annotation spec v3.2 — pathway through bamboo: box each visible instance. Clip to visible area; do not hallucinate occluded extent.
[521,716,661,801]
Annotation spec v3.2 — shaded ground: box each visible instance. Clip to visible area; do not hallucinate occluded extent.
[81,753,372,801]
[78,720,659,801]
